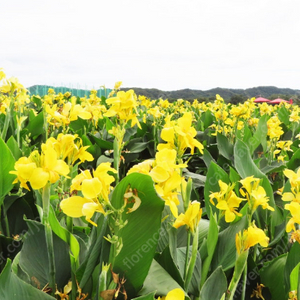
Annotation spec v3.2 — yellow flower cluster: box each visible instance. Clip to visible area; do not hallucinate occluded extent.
[60,162,117,226]
[10,134,93,190]
[235,223,269,255]
[282,168,300,232]
[158,112,204,158]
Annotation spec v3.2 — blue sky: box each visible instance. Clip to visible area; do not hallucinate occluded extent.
[1,0,300,91]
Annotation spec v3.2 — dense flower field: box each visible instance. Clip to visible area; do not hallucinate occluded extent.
[1,69,300,300]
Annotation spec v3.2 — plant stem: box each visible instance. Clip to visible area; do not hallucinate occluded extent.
[184,231,191,281]
[113,138,120,185]
[225,250,248,300]
[240,263,247,300]
[2,203,10,237]
[185,227,199,291]
[66,216,77,300]
[42,184,56,296]
[1,96,14,141]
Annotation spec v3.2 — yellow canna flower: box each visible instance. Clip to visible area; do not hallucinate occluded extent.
[61,162,116,226]
[105,89,141,128]
[10,145,70,190]
[9,157,37,190]
[157,288,185,300]
[173,201,202,234]
[236,223,269,255]
[60,196,105,227]
[158,112,204,157]
[284,202,300,232]
[284,168,300,191]
[210,180,245,223]
[29,145,70,190]
[240,176,274,214]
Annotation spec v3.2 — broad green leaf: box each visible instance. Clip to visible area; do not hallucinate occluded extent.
[285,242,300,292]
[260,160,285,174]
[139,260,186,298]
[200,110,214,129]
[0,234,22,273]
[110,173,165,298]
[260,254,288,300]
[132,291,156,300]
[5,197,34,236]
[88,133,113,150]
[18,220,71,289]
[290,262,300,292]
[176,247,201,296]
[287,148,300,170]
[204,161,229,219]
[201,211,219,287]
[211,216,247,272]
[249,114,268,153]
[199,266,227,300]
[126,138,150,153]
[202,148,216,169]
[183,171,206,188]
[0,137,15,204]
[234,139,275,210]
[6,136,22,160]
[77,215,108,289]
[48,206,80,263]
[216,133,233,160]
[26,110,44,139]
[0,259,55,300]
[277,105,290,126]
[226,250,248,300]
[155,246,184,288]
[69,118,89,134]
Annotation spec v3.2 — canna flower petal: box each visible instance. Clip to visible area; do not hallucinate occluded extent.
[60,196,92,218]
[82,178,102,199]
[150,166,170,183]
[82,202,105,226]
[30,168,50,190]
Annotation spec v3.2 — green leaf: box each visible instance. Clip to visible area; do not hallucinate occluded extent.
[0,259,55,300]
[26,110,44,139]
[211,216,247,272]
[277,105,290,126]
[155,246,184,289]
[249,114,268,153]
[110,173,165,298]
[132,291,156,300]
[201,211,219,287]
[139,260,186,297]
[176,247,201,296]
[285,242,300,292]
[226,250,248,300]
[6,136,22,160]
[200,110,214,129]
[287,148,300,170]
[77,215,108,289]
[234,139,275,209]
[126,138,150,153]
[88,133,113,150]
[0,137,15,204]
[199,266,227,300]
[290,262,300,292]
[18,220,71,289]
[48,206,80,262]
[217,133,233,160]
[260,254,288,300]
[202,148,216,169]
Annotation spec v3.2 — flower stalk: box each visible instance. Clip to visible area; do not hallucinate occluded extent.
[42,183,56,296]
